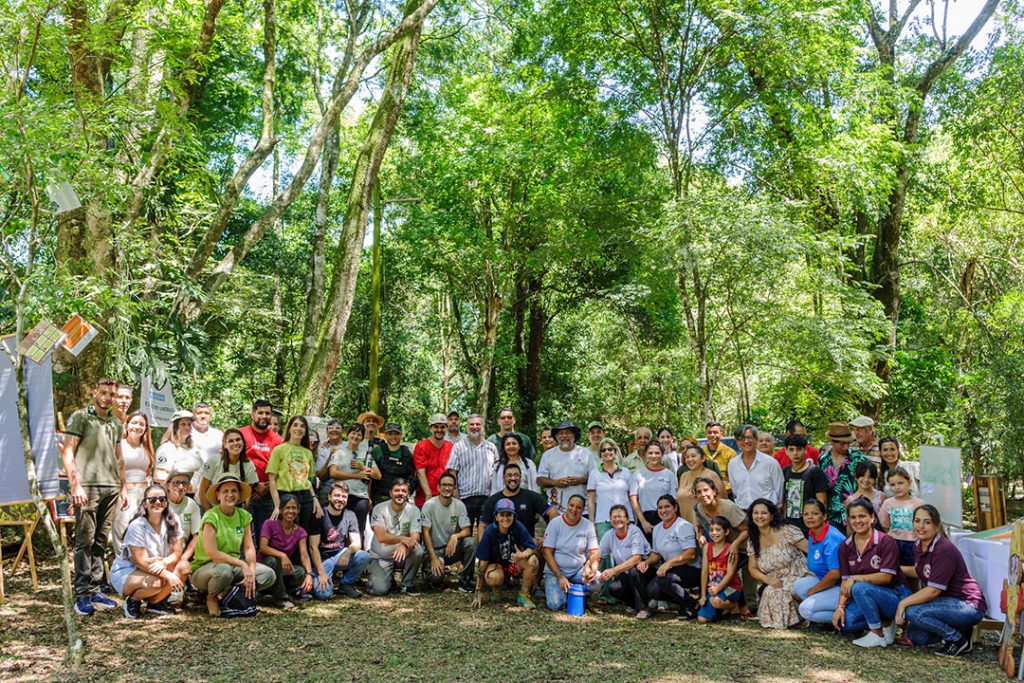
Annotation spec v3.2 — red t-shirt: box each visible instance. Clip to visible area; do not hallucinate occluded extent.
[239,425,283,482]
[412,438,453,506]
[773,444,820,469]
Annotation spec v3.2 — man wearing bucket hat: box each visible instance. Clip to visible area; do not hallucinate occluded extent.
[473,498,539,609]
[820,422,866,526]
[413,413,454,507]
[849,415,881,465]
[537,421,592,514]
[191,472,275,616]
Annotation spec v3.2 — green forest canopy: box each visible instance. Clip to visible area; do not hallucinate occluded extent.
[1,0,1022,482]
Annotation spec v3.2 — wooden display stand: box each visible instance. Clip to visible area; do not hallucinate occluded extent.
[0,504,41,604]
[974,475,1008,532]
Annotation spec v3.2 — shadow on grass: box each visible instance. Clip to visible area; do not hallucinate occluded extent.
[0,567,1008,683]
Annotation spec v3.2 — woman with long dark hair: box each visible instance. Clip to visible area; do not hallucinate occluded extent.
[493,432,539,493]
[639,494,701,620]
[108,484,185,618]
[267,416,323,534]
[746,498,810,629]
[198,428,259,509]
[831,498,911,648]
[111,411,156,556]
[878,436,921,497]
[896,504,987,656]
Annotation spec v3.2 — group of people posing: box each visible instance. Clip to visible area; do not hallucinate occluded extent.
[61,378,986,658]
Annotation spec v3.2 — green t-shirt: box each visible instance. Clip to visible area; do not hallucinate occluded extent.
[192,505,253,570]
[266,443,314,492]
[65,407,122,487]
[420,497,470,549]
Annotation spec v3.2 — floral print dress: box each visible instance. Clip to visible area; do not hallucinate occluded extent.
[747,524,812,629]
[821,451,865,526]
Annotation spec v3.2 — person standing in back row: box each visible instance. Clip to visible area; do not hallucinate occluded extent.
[414,414,453,507]
[703,421,736,491]
[537,421,591,514]
[63,377,126,616]
[448,415,499,527]
[487,407,536,464]
[240,399,283,541]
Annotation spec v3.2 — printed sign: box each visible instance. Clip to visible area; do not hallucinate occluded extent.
[60,315,97,357]
[140,366,177,428]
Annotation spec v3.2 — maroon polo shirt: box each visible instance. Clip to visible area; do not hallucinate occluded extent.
[915,536,987,612]
[838,529,906,587]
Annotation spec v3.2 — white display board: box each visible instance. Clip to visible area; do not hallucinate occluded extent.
[919,445,963,529]
[140,366,177,428]
[0,346,32,504]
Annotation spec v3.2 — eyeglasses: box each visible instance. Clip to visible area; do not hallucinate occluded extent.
[145,496,168,504]
[167,480,189,487]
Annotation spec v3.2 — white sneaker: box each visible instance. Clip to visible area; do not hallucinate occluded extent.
[883,622,896,646]
[657,600,669,611]
[853,632,888,648]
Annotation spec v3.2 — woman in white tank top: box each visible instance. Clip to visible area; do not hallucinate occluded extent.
[111,412,155,556]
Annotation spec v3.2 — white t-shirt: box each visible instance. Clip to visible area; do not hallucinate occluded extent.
[329,446,374,499]
[191,426,224,463]
[491,461,539,494]
[538,445,592,513]
[168,496,203,538]
[155,442,204,489]
[599,524,650,566]
[542,514,599,575]
[586,466,633,523]
[369,501,422,559]
[120,439,151,484]
[651,517,698,567]
[110,516,183,573]
[629,466,678,512]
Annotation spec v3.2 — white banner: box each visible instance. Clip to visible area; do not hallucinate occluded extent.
[920,445,964,529]
[25,351,60,498]
[140,367,177,428]
[0,346,32,504]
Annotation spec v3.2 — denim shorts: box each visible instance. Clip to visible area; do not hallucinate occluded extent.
[109,563,138,596]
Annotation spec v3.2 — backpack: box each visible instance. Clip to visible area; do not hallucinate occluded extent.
[219,584,257,618]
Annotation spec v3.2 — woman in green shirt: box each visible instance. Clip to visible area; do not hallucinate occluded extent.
[191,473,275,616]
[268,416,323,535]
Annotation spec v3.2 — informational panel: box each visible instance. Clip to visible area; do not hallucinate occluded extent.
[25,352,60,498]
[919,445,963,529]
[0,347,32,504]
[140,366,177,428]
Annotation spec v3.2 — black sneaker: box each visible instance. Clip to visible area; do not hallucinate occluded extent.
[457,578,474,594]
[338,583,362,599]
[936,635,970,657]
[400,584,421,596]
[123,597,143,619]
[147,599,176,617]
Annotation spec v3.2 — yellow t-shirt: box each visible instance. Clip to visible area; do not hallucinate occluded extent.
[266,443,314,492]
[703,442,737,486]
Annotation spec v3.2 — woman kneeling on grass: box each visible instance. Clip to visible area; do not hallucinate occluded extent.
[597,504,652,618]
[746,498,811,629]
[110,484,185,619]
[792,499,845,625]
[192,473,275,616]
[832,498,910,648]
[895,504,987,657]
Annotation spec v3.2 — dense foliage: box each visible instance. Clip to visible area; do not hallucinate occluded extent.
[2,0,1022,482]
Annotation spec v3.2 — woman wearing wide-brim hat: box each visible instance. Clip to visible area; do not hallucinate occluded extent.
[190,473,275,616]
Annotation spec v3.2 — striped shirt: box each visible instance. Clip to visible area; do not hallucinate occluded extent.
[447,437,499,498]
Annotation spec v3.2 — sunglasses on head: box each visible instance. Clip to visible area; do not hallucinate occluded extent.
[146,496,168,504]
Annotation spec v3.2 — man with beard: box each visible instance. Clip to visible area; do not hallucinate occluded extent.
[367,479,424,595]
[63,377,125,615]
[421,472,477,592]
[413,414,453,507]
[309,482,371,599]
[537,421,592,514]
[447,414,499,527]
[478,463,557,540]
[486,407,536,463]
[240,399,282,540]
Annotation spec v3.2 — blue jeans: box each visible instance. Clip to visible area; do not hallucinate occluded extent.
[697,587,741,621]
[543,567,601,610]
[905,596,985,644]
[313,549,371,599]
[843,581,911,632]
[793,575,841,623]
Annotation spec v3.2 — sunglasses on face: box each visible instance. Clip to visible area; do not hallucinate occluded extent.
[600,447,615,452]
[167,480,189,487]
[146,496,168,504]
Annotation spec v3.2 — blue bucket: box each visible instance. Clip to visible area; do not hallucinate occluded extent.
[566,583,586,617]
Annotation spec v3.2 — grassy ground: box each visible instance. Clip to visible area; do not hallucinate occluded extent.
[0,562,1011,683]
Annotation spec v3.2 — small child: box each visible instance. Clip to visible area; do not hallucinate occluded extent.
[697,516,743,623]
[846,461,885,513]
[878,467,926,567]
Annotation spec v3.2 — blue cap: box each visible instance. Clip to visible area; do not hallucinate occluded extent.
[495,498,516,516]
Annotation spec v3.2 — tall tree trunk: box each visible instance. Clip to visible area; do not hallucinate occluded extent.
[300,125,339,368]
[475,262,501,424]
[293,0,428,413]
[520,275,545,436]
